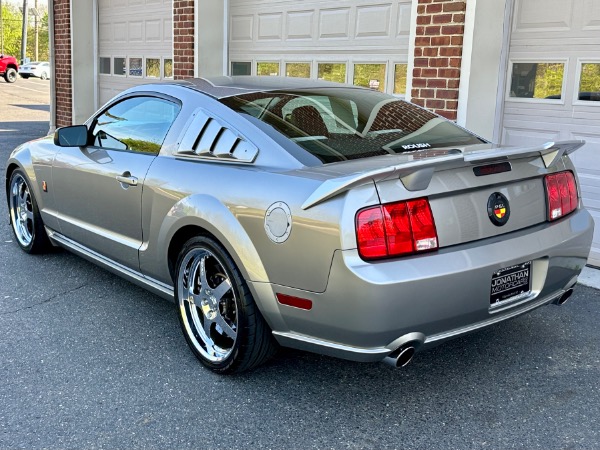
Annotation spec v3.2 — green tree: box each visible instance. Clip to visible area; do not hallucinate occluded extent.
[579,63,600,93]
[1,4,49,61]
[27,9,49,61]
[0,4,23,57]
[353,64,386,92]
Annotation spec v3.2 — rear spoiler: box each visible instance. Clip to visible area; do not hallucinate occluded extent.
[301,140,584,210]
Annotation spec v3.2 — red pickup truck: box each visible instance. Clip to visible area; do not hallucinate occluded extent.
[0,55,19,83]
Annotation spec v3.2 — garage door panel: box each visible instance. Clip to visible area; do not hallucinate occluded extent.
[231,15,254,42]
[145,20,161,41]
[286,11,314,40]
[502,127,561,147]
[397,3,411,37]
[355,4,392,39]
[513,0,573,33]
[569,134,600,179]
[319,8,351,39]
[230,0,411,94]
[129,21,144,42]
[258,13,284,40]
[582,0,600,31]
[98,0,173,107]
[113,22,127,42]
[502,107,574,121]
[502,0,600,266]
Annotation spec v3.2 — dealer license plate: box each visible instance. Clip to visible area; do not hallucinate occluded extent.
[490,261,532,305]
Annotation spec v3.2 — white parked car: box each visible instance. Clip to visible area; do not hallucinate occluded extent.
[19,61,50,80]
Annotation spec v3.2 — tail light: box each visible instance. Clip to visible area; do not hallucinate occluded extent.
[356,198,438,260]
[544,171,578,221]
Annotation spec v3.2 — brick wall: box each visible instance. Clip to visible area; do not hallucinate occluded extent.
[53,0,72,127]
[173,0,195,79]
[411,0,466,121]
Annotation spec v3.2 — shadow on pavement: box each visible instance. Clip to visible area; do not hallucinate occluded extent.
[9,104,50,112]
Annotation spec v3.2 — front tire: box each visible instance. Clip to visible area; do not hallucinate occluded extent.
[4,68,17,83]
[175,236,277,374]
[8,170,51,253]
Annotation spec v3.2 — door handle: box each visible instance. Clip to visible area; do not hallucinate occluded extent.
[116,173,138,187]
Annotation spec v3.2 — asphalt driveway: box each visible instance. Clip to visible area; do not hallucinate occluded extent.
[1,80,599,449]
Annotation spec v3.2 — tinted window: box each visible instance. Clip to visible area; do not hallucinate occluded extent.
[231,62,251,76]
[91,96,180,154]
[99,58,110,74]
[220,88,484,164]
[114,57,126,76]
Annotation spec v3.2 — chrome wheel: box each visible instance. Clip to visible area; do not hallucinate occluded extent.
[178,247,238,363]
[9,173,34,247]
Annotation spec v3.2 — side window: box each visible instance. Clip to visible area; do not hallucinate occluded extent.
[91,96,180,154]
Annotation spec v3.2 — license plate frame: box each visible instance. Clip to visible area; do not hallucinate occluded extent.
[490,261,532,306]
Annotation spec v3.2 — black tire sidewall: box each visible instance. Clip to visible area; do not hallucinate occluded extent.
[175,235,252,374]
[8,169,49,253]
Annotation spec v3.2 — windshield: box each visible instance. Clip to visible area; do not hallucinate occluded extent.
[220,87,485,164]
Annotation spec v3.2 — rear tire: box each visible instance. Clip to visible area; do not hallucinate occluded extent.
[8,169,52,253]
[4,68,17,83]
[40,72,48,80]
[175,236,277,374]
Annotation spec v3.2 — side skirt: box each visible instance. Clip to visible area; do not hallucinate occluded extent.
[46,228,175,302]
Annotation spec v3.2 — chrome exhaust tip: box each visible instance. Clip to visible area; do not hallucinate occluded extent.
[396,346,416,367]
[383,344,416,368]
[553,288,574,306]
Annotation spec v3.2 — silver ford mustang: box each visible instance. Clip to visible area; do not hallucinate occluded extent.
[5,77,594,374]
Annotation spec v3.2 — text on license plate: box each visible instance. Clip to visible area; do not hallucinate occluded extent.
[490,261,532,305]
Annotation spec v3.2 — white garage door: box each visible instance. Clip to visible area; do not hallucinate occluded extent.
[500,0,600,267]
[229,0,412,96]
[97,0,173,105]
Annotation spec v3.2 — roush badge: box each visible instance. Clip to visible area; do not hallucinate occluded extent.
[487,192,510,226]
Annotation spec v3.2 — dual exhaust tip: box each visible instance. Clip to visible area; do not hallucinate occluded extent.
[384,288,575,369]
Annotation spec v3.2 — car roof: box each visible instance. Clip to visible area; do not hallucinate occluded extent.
[175,76,365,100]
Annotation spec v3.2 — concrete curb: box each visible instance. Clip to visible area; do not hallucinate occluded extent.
[578,266,600,290]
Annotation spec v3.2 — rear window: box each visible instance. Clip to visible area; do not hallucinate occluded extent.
[219,87,485,163]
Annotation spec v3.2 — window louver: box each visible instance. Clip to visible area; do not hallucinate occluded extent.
[177,109,258,163]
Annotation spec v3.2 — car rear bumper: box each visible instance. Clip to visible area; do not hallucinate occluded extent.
[264,208,594,362]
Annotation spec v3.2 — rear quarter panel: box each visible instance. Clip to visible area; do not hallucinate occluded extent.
[140,158,351,293]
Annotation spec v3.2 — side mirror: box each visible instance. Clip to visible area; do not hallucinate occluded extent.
[54,125,89,147]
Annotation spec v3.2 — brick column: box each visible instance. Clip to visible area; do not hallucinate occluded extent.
[411,0,466,121]
[53,0,72,127]
[173,0,195,79]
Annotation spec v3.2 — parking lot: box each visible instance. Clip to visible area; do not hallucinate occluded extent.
[1,80,599,449]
